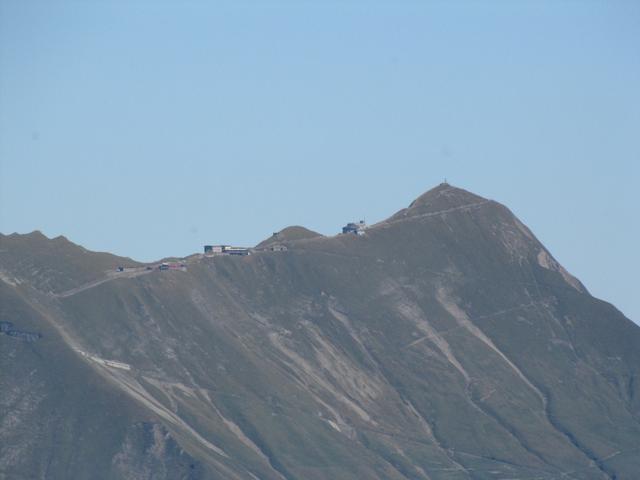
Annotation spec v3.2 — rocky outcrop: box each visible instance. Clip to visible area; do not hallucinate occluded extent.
[0,321,41,342]
[111,423,205,480]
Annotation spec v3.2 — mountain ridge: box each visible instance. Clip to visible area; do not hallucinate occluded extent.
[2,184,493,260]
[1,184,639,479]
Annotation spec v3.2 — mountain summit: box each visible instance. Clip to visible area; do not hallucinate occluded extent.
[389,183,488,221]
[1,185,638,480]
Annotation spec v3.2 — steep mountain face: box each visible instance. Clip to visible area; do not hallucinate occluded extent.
[1,184,639,480]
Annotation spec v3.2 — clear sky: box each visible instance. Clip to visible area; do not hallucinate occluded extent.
[1,1,638,322]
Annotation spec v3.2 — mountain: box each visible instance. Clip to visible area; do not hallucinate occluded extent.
[1,184,639,480]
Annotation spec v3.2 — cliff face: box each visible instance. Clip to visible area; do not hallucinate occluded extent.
[2,185,639,480]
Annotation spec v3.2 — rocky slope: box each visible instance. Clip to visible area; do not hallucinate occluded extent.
[1,184,639,479]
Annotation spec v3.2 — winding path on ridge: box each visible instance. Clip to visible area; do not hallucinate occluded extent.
[53,267,155,298]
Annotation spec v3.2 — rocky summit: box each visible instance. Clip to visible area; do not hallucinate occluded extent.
[1,184,639,480]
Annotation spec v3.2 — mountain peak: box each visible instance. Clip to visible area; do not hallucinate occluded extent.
[388,183,489,222]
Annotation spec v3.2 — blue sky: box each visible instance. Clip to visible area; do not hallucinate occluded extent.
[1,1,638,322]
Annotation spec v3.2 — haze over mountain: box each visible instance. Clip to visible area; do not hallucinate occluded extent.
[1,184,639,480]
